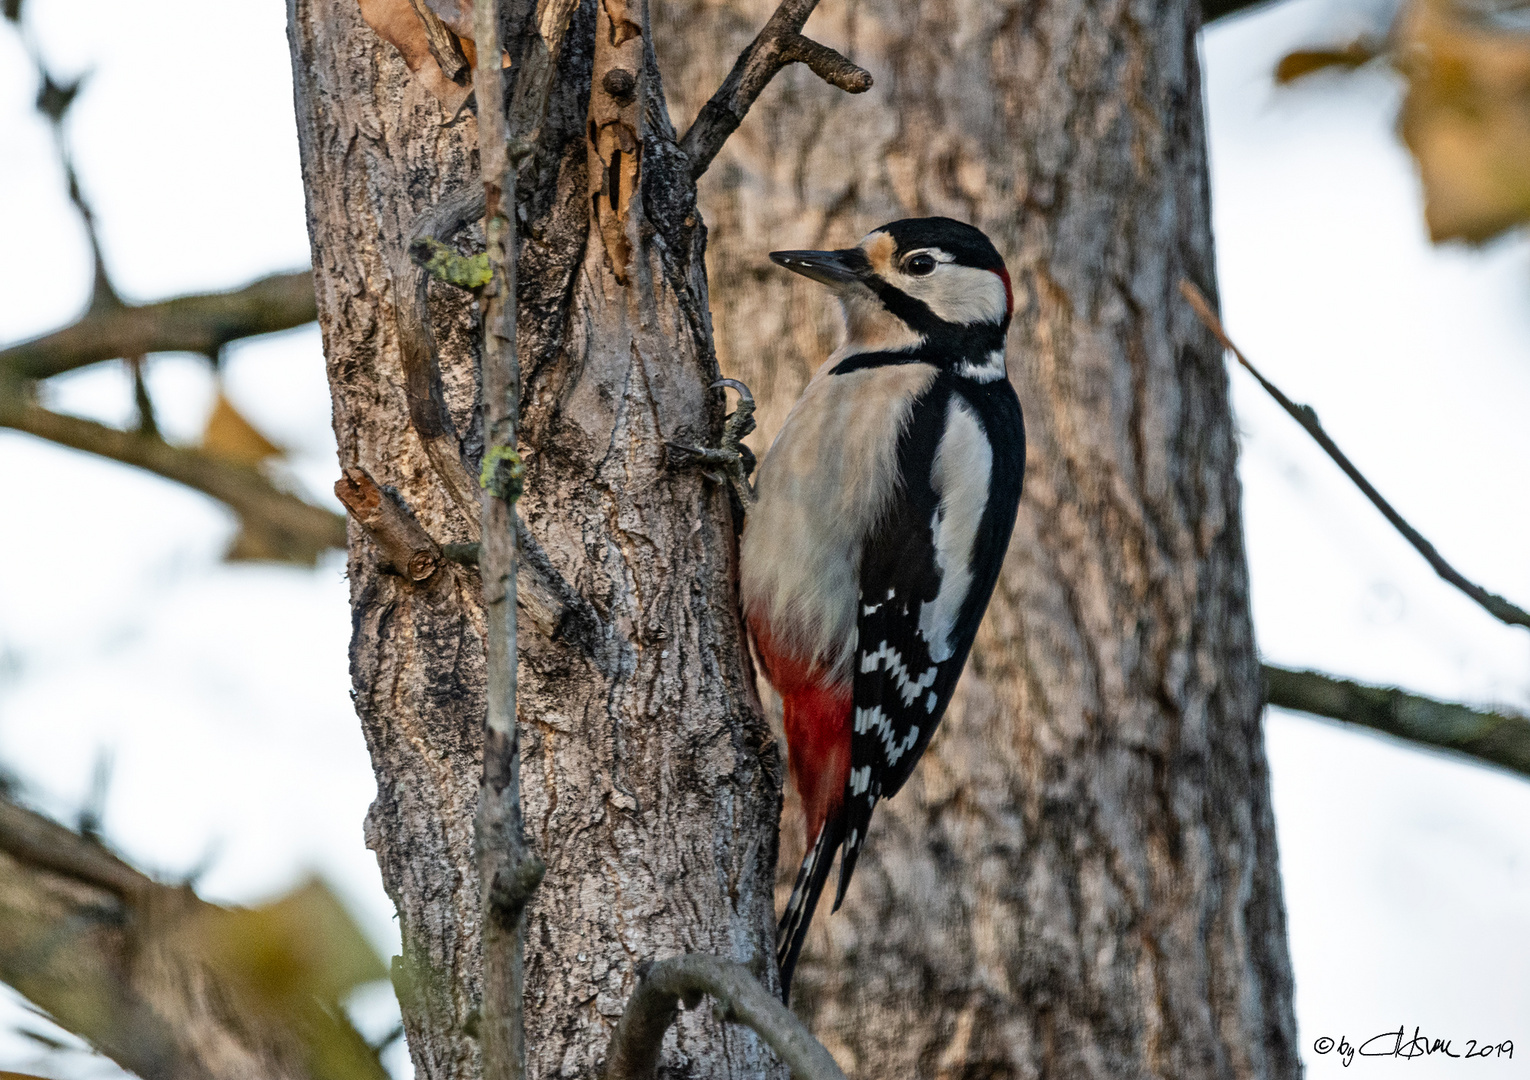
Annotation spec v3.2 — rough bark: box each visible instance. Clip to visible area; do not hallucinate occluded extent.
[654,0,1302,1076]
[286,2,783,1077]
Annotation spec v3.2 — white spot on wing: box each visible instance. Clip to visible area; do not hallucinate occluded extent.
[852,705,919,765]
[860,640,938,706]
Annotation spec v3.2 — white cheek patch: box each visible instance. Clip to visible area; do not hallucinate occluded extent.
[917,398,992,661]
[903,264,1009,326]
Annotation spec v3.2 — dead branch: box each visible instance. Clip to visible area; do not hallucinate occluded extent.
[0,272,317,381]
[335,466,442,581]
[0,798,388,1080]
[604,955,847,1080]
[1179,280,1530,632]
[679,0,872,181]
[0,397,345,565]
[1263,664,1530,780]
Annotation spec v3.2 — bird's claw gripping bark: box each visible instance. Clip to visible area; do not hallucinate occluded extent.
[667,379,757,512]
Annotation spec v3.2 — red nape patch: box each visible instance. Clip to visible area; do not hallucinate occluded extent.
[995,266,1014,316]
[750,626,853,846]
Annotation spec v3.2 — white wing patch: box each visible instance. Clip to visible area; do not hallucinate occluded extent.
[917,398,993,662]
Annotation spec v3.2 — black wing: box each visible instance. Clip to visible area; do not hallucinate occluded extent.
[833,377,1024,908]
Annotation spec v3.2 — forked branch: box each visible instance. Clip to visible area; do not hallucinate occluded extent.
[1179,280,1530,632]
[605,955,847,1080]
[679,0,872,181]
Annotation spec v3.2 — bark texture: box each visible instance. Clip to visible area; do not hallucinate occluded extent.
[654,0,1302,1077]
[287,2,783,1077]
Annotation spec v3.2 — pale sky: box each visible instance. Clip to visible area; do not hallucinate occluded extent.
[1,0,1527,1076]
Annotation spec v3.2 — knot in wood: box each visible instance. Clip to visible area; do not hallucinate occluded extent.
[602,69,637,104]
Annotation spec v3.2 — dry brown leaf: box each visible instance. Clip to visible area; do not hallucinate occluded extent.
[1274,40,1380,83]
[200,390,283,466]
[356,0,473,109]
[1397,0,1530,242]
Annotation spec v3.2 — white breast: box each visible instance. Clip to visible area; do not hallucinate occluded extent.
[740,359,937,680]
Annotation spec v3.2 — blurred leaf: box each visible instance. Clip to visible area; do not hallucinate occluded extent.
[180,877,387,1006]
[199,390,283,465]
[1275,40,1381,83]
[3,0,22,23]
[1397,0,1530,242]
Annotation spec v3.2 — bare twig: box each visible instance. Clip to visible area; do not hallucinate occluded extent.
[0,272,318,381]
[0,397,346,564]
[0,798,388,1080]
[1179,280,1530,632]
[605,955,847,1080]
[679,0,872,180]
[472,1,542,1078]
[1263,664,1530,780]
[127,355,157,437]
[334,466,442,581]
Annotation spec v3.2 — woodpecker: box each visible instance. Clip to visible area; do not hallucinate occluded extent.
[738,217,1025,1000]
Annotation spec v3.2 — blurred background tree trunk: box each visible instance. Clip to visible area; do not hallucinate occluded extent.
[286,1,783,1077]
[655,0,1303,1076]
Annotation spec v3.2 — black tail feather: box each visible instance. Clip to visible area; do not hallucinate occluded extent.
[776,816,844,1003]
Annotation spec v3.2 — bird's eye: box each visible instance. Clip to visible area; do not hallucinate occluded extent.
[905,253,937,276]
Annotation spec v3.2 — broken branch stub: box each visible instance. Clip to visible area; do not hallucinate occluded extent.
[334,466,443,581]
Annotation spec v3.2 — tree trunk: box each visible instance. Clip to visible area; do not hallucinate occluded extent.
[655,0,1303,1077]
[286,2,783,1077]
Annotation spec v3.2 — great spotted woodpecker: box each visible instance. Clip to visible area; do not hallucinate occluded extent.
[739,217,1025,1000]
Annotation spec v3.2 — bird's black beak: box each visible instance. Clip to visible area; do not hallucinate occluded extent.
[769,248,869,287]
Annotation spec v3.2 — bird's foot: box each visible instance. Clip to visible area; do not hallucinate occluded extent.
[667,379,757,512]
